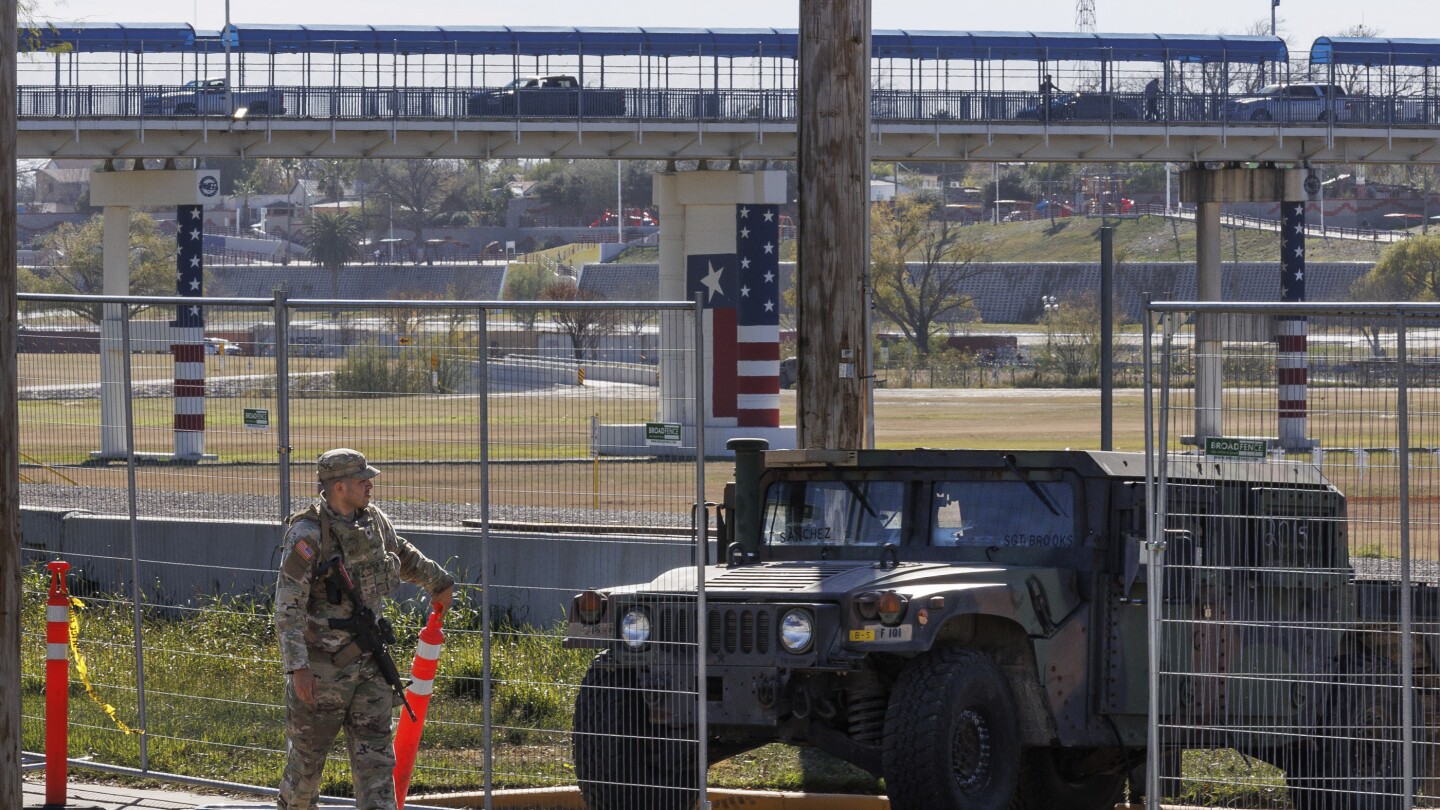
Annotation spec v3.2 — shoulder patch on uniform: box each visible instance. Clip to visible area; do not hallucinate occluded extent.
[294,539,315,561]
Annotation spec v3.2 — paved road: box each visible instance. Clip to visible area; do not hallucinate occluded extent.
[23,776,270,810]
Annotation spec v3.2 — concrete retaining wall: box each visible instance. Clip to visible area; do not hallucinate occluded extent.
[19,508,692,627]
[501,356,658,387]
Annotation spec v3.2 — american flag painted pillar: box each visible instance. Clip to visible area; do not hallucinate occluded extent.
[685,204,783,428]
[1278,201,1308,450]
[736,205,781,427]
[688,252,737,423]
[173,205,206,459]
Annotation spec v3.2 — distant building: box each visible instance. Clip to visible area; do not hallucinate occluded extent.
[33,159,94,212]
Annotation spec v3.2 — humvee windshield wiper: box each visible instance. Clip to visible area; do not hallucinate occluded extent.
[1002,454,1062,517]
[826,464,878,518]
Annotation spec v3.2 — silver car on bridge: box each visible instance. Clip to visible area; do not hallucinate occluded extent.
[1224,82,1352,122]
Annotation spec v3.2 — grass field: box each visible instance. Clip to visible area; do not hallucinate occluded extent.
[616,213,1394,265]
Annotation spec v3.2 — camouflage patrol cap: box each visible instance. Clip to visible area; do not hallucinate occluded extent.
[317,448,381,483]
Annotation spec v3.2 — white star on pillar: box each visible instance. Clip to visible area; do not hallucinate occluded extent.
[740,257,751,269]
[763,242,774,254]
[739,206,750,219]
[189,255,201,267]
[189,278,201,290]
[764,300,775,312]
[739,227,751,239]
[700,261,725,302]
[740,285,751,297]
[762,210,774,222]
[1294,270,1304,281]
[191,208,203,219]
[1294,246,1305,259]
[189,228,201,240]
[188,305,200,317]
[763,270,775,283]
[1294,204,1305,216]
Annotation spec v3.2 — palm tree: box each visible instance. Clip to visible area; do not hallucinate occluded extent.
[305,210,362,300]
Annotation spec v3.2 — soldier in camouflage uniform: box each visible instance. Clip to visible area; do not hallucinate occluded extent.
[275,448,455,810]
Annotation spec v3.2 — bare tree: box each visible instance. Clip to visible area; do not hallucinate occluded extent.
[870,193,988,357]
[542,282,620,360]
[368,159,467,261]
[503,262,556,332]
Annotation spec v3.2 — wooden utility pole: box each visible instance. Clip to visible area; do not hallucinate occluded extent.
[2,0,22,805]
[796,0,872,449]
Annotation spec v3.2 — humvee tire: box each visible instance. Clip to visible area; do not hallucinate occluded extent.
[573,653,698,810]
[882,647,1021,810]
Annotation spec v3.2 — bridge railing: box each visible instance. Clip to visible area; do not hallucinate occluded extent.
[19,83,1440,128]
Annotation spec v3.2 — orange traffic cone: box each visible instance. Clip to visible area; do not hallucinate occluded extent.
[393,602,446,809]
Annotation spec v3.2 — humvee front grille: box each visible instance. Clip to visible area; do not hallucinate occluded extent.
[709,607,772,655]
[647,602,776,658]
[653,605,695,648]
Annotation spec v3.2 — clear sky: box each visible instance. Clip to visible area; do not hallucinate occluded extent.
[31,0,1433,60]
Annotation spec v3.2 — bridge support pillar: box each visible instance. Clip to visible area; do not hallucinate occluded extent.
[1180,165,1306,450]
[639,167,795,456]
[97,205,131,458]
[88,166,221,462]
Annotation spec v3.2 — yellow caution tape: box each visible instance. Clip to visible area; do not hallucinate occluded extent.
[67,596,143,735]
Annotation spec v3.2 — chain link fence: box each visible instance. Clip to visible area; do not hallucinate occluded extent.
[1145,302,1440,810]
[17,291,706,807]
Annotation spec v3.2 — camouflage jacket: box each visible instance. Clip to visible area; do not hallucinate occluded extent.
[275,500,454,673]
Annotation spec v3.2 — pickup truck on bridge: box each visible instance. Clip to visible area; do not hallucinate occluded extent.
[141,78,286,116]
[466,75,626,117]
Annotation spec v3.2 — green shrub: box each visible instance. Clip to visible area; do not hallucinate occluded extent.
[332,337,474,396]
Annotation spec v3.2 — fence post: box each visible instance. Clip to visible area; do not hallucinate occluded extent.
[120,313,149,771]
[476,306,493,810]
[274,290,292,520]
[692,296,709,810]
[1396,312,1415,807]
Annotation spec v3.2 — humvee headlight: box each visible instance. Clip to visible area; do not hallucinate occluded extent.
[877,591,909,626]
[779,609,814,653]
[619,607,652,650]
[575,590,607,625]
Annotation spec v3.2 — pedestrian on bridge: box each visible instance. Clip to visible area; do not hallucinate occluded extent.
[1145,78,1161,121]
[1039,74,1059,119]
[274,448,456,810]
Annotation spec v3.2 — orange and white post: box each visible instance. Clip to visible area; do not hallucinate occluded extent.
[45,560,72,807]
[393,602,447,810]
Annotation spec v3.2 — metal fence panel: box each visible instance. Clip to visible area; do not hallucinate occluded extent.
[1145,302,1440,810]
[18,293,704,806]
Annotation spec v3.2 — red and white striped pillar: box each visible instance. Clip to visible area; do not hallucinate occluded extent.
[393,604,447,809]
[735,204,782,428]
[45,560,72,807]
[173,204,206,459]
[1278,201,1309,450]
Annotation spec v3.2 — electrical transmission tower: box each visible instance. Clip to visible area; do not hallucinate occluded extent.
[1076,0,1096,32]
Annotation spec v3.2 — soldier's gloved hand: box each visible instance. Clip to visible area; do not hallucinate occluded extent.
[432,585,455,614]
[291,667,319,705]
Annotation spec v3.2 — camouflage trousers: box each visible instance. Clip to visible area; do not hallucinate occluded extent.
[277,651,397,810]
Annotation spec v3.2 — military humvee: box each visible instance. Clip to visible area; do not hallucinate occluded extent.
[565,442,1436,810]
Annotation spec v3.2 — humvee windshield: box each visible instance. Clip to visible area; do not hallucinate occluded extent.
[931,480,1075,548]
[762,480,904,547]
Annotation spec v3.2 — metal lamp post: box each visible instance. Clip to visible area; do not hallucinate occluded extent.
[224,0,233,115]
